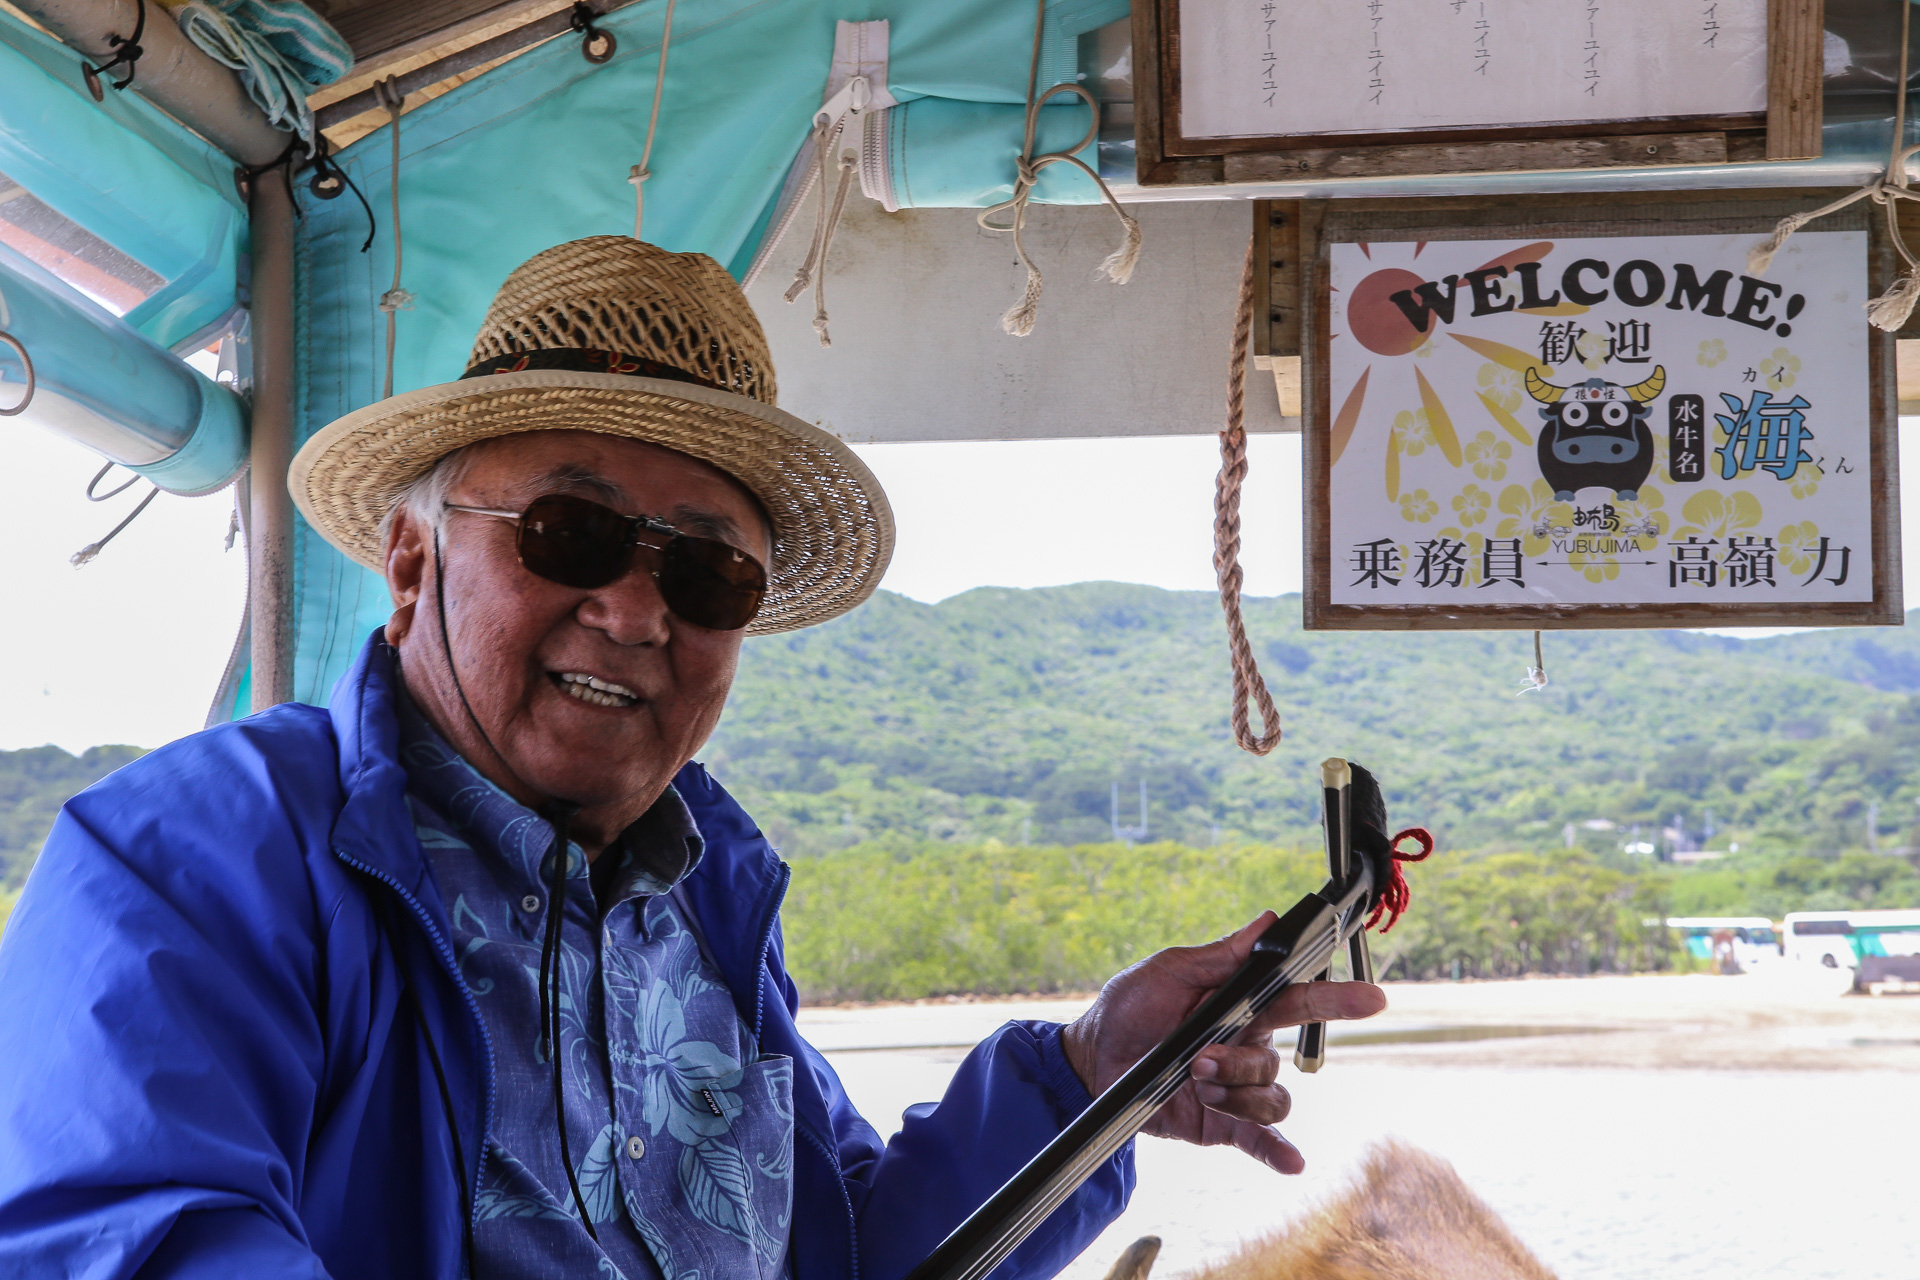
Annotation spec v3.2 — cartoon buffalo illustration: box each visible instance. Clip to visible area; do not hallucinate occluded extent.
[1524,366,1664,502]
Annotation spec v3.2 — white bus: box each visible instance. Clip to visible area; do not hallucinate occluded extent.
[1666,917,1780,973]
[1783,910,1920,974]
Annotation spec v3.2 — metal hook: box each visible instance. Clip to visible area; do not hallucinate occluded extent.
[0,331,34,416]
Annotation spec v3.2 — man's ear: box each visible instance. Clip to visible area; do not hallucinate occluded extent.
[383,507,429,646]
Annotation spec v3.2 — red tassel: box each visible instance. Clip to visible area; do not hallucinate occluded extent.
[1366,827,1434,934]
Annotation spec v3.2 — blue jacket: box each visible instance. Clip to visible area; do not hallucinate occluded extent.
[0,635,1132,1279]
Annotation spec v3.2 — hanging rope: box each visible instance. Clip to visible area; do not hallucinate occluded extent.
[375,77,413,400]
[71,468,160,567]
[782,80,866,348]
[978,0,1140,337]
[1517,630,1549,695]
[1214,237,1283,755]
[627,0,677,239]
[1749,0,1920,330]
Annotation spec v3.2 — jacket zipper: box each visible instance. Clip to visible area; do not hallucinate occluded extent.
[335,849,496,1229]
[749,859,792,1043]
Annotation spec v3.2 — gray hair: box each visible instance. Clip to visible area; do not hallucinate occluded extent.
[377,441,486,549]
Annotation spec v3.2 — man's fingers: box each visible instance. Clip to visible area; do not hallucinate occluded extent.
[1191,1043,1280,1087]
[1150,912,1279,988]
[1230,1122,1304,1175]
[1193,1080,1292,1126]
[1249,979,1387,1034]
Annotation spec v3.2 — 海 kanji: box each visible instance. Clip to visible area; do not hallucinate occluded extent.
[1714,391,1815,482]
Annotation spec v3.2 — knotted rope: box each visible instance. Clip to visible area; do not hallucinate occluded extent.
[978,0,1140,337]
[783,75,869,347]
[1367,828,1435,934]
[1749,0,1920,330]
[1214,237,1283,755]
[627,0,677,239]
[375,77,413,399]
[1517,629,1549,695]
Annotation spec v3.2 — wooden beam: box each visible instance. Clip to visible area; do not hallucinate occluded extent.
[1225,133,1727,185]
[1766,0,1825,161]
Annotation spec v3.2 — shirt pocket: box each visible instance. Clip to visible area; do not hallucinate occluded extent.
[725,1053,795,1278]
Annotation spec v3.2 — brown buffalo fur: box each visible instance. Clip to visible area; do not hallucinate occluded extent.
[1110,1141,1557,1280]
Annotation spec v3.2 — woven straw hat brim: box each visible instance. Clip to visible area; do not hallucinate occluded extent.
[288,369,894,635]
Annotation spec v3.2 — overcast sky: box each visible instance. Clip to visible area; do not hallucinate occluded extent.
[1,424,1913,754]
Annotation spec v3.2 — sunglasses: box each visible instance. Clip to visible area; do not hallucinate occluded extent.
[443,493,767,631]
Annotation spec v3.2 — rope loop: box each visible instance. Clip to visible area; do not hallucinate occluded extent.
[1750,0,1920,330]
[1214,236,1283,755]
[1365,827,1436,934]
[979,0,1141,337]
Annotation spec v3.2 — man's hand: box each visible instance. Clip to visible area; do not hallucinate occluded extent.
[1058,911,1386,1175]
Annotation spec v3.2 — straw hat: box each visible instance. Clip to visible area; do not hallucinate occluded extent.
[289,236,893,634]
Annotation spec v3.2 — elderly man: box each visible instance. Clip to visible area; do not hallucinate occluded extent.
[0,238,1383,1279]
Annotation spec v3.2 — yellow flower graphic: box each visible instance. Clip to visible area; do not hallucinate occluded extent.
[1496,479,1573,556]
[1576,329,1609,370]
[1760,347,1801,390]
[1466,430,1512,481]
[1568,547,1621,583]
[1675,489,1764,540]
[1392,409,1435,457]
[1400,488,1439,523]
[1451,483,1493,528]
[1790,467,1821,499]
[1778,520,1821,574]
[1414,334,1437,359]
[1697,338,1728,368]
[1476,364,1522,413]
[1614,484,1670,545]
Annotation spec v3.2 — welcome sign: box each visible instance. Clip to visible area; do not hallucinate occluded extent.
[1302,196,1899,629]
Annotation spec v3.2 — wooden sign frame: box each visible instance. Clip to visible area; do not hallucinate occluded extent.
[1131,0,1823,187]
[1298,189,1900,632]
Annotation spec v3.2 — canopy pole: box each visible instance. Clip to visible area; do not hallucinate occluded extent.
[247,165,297,710]
[10,0,286,166]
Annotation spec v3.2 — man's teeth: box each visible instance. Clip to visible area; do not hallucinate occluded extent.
[557,672,638,707]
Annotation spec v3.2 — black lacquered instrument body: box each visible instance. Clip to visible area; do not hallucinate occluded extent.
[902,871,1373,1280]
[903,759,1396,1280]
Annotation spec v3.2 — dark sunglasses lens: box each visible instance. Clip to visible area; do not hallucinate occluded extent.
[659,536,767,631]
[517,495,632,589]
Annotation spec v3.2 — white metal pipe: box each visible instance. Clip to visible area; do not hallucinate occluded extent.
[10,0,288,165]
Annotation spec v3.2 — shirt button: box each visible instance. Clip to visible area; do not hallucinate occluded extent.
[626,1136,646,1160]
[521,895,541,913]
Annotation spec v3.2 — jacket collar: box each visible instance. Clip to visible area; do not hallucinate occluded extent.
[327,630,790,1033]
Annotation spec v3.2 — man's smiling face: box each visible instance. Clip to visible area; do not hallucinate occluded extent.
[382,430,773,851]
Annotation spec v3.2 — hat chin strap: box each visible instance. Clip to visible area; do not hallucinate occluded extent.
[429,530,600,1238]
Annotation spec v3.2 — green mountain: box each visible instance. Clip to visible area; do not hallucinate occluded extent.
[6,584,1920,889]
[0,745,146,891]
[707,584,1920,861]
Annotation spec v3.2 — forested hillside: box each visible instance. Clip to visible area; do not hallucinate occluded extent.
[6,586,1919,993]
[6,586,1920,882]
[708,584,1920,861]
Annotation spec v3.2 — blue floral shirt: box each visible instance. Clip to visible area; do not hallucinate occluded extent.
[397,695,794,1280]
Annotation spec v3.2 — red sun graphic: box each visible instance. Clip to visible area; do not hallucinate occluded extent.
[1346,268,1431,357]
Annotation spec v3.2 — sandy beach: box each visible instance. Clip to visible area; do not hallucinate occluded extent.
[801,970,1920,1280]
